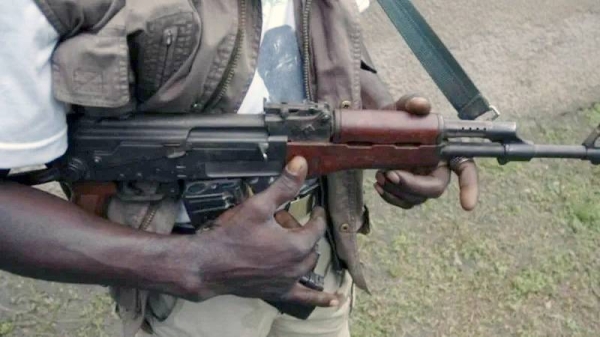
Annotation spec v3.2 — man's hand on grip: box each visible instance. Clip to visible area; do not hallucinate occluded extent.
[185,157,339,308]
[374,95,479,211]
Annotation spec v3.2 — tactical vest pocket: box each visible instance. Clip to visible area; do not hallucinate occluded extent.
[52,33,131,108]
[132,11,201,103]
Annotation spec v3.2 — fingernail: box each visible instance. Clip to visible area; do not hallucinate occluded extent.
[408,96,427,106]
[461,193,478,212]
[329,299,340,307]
[286,157,307,175]
[386,171,401,184]
[407,97,431,114]
[374,184,384,195]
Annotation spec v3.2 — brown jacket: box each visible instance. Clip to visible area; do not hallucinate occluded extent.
[34,0,394,329]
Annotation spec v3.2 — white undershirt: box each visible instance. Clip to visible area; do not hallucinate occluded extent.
[238,0,306,115]
[239,0,370,114]
[0,0,67,169]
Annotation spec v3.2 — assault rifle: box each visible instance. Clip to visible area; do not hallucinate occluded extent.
[9,101,600,319]
[10,100,600,223]
[14,101,600,189]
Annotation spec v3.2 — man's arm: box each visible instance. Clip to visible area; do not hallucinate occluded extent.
[0,158,338,306]
[0,180,192,295]
[1,1,337,308]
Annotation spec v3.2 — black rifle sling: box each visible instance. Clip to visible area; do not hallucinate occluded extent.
[376,0,497,121]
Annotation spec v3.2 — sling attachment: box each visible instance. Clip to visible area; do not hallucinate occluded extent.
[377,0,500,121]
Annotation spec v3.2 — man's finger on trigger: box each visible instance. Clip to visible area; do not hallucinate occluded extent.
[386,167,450,198]
[275,211,302,229]
[255,156,307,212]
[282,283,342,308]
[454,160,479,211]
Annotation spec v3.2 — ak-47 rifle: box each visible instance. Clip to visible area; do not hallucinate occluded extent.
[10,101,600,217]
[8,101,600,319]
[13,101,600,186]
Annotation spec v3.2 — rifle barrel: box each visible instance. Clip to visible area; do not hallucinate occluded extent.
[442,143,600,163]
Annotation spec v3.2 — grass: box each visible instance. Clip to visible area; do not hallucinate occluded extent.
[0,275,117,337]
[350,103,600,337]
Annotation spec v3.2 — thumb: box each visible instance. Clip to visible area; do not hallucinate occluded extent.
[384,94,432,116]
[255,156,308,212]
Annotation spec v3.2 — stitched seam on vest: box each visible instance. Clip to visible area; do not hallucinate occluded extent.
[196,34,237,108]
[349,0,362,109]
[350,0,362,228]
[195,3,239,111]
[347,1,363,231]
[233,1,262,111]
[32,0,68,37]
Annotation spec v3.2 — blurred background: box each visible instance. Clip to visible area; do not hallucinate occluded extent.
[1,0,599,336]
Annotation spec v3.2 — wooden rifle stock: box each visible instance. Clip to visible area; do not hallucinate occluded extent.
[70,182,117,217]
[288,109,444,176]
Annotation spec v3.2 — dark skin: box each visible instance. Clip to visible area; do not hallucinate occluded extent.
[184,157,340,305]
[376,95,479,211]
[0,157,339,307]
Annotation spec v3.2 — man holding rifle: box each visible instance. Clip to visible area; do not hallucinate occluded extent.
[0,0,478,336]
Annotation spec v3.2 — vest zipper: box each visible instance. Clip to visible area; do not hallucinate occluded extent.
[302,0,314,101]
[161,28,177,84]
[204,0,246,110]
[140,202,160,231]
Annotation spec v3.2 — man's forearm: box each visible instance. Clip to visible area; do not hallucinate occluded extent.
[0,181,194,297]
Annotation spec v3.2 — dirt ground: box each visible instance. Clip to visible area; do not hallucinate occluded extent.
[1,1,599,336]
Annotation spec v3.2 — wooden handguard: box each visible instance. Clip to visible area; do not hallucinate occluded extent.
[287,109,444,177]
[333,109,442,144]
[70,182,117,217]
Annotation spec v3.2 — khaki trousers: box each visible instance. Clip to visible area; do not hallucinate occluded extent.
[140,233,354,337]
